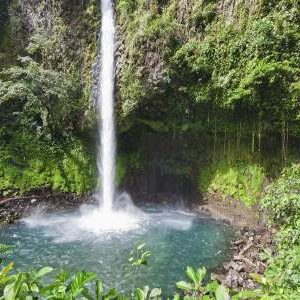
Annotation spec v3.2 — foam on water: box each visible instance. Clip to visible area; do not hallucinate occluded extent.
[23,195,145,242]
[22,202,197,243]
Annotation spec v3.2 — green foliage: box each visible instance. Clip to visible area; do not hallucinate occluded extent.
[191,1,218,30]
[231,273,288,299]
[0,243,160,300]
[0,245,13,265]
[258,164,300,297]
[261,164,300,226]
[176,266,230,299]
[117,152,142,185]
[118,65,146,118]
[0,241,237,300]
[0,0,99,195]
[0,56,87,137]
[116,0,300,136]
[117,0,139,15]
[0,133,97,195]
[128,243,152,296]
[129,243,151,267]
[137,120,169,133]
[0,264,105,300]
[0,3,98,196]
[144,3,178,40]
[200,160,265,206]
[263,247,300,294]
[0,0,23,69]
[134,286,161,300]
[1,266,53,300]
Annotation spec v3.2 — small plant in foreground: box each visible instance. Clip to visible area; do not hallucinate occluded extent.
[129,243,153,296]
[176,266,230,300]
[0,245,13,265]
[129,243,151,267]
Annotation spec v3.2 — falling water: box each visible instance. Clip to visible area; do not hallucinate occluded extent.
[91,0,141,230]
[97,0,116,211]
[85,0,141,230]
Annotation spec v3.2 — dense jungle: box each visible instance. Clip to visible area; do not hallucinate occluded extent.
[0,0,300,299]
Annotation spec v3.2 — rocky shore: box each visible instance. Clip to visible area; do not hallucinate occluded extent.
[212,227,276,290]
[0,190,92,226]
[195,192,263,228]
[195,192,276,291]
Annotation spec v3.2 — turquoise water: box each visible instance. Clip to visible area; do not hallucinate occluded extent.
[0,206,233,296]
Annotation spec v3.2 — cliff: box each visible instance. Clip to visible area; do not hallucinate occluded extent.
[0,0,299,202]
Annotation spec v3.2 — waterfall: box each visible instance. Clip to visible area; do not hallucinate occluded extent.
[97,0,116,211]
[90,0,141,231]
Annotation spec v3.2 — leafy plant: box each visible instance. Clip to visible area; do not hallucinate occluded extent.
[42,270,103,299]
[0,246,13,265]
[200,160,265,206]
[129,243,151,268]
[1,266,53,300]
[129,243,152,295]
[134,286,161,300]
[176,266,230,300]
[261,164,300,226]
[257,164,300,297]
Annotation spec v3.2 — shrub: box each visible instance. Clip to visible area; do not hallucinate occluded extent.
[260,164,300,296]
[200,161,265,206]
[261,164,300,225]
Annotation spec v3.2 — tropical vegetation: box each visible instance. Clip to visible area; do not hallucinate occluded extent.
[0,0,300,299]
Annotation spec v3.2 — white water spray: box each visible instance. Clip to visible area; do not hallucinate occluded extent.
[97,0,116,211]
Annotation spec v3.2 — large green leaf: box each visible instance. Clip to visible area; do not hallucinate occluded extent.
[205,281,219,293]
[4,273,25,300]
[103,288,118,300]
[233,289,264,299]
[215,285,230,300]
[196,267,206,283]
[33,266,53,280]
[176,281,193,291]
[135,286,149,300]
[95,280,103,300]
[149,287,161,299]
[0,262,14,285]
[186,266,198,284]
[69,271,97,298]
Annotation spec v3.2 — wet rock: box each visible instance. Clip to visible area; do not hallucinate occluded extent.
[225,269,244,288]
[233,239,245,246]
[243,279,256,289]
[214,225,276,291]
[256,262,267,274]
[0,189,92,226]
[240,272,248,280]
[223,262,231,271]
[235,262,246,272]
